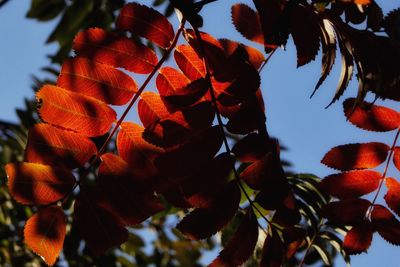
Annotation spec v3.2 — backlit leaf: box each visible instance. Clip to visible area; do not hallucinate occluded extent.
[319,170,382,199]
[209,209,258,267]
[384,177,400,216]
[117,2,174,48]
[321,142,390,171]
[25,123,97,168]
[57,57,137,105]
[24,206,66,266]
[371,205,400,245]
[343,221,374,255]
[343,98,400,132]
[393,147,400,172]
[219,38,265,69]
[36,85,116,137]
[6,162,75,205]
[176,181,240,240]
[73,28,158,74]
[231,3,264,45]
[156,67,190,96]
[117,122,164,178]
[174,44,205,81]
[321,198,370,224]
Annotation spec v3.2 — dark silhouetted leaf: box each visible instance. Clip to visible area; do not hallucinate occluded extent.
[371,205,400,245]
[231,3,264,45]
[343,98,400,132]
[321,198,370,225]
[6,162,75,205]
[232,133,275,162]
[219,38,265,69]
[321,142,389,171]
[260,231,284,267]
[25,123,97,168]
[117,2,174,48]
[320,170,382,199]
[57,57,137,105]
[383,8,400,41]
[73,28,158,74]
[24,206,66,266]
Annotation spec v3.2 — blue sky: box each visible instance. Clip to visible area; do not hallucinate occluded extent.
[1,0,400,266]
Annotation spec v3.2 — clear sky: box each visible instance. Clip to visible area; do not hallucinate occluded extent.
[1,0,400,266]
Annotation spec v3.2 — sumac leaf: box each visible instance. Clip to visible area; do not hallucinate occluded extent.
[176,181,240,240]
[232,133,275,162]
[156,67,190,96]
[321,142,390,171]
[209,209,258,267]
[24,206,66,266]
[57,57,137,105]
[392,147,400,172]
[371,205,400,245]
[384,177,400,216]
[260,231,285,267]
[219,38,265,69]
[73,28,158,74]
[174,44,205,81]
[231,3,264,45]
[6,162,75,205]
[321,198,370,224]
[343,221,374,255]
[25,123,97,168]
[36,85,116,137]
[343,98,400,132]
[117,2,174,48]
[319,170,382,199]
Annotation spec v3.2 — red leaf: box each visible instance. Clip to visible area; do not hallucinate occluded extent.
[371,205,400,245]
[283,227,306,259]
[219,38,265,69]
[343,98,400,132]
[73,28,158,74]
[174,44,205,81]
[6,162,75,205]
[36,85,116,137]
[24,206,66,266]
[319,170,382,199]
[138,91,172,127]
[57,57,137,105]
[97,153,164,225]
[260,231,285,267]
[176,181,240,240]
[232,133,276,163]
[289,5,320,67]
[392,147,400,172]
[321,198,371,225]
[117,3,174,48]
[25,123,97,168]
[156,67,190,96]
[74,189,128,255]
[117,122,164,178]
[252,0,285,52]
[384,177,400,217]
[162,78,209,108]
[321,142,390,171]
[343,221,374,255]
[231,4,264,45]
[209,209,259,267]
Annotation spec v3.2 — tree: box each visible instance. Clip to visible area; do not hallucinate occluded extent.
[1,0,400,266]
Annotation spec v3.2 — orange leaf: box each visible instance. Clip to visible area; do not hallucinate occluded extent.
[289,5,320,67]
[25,123,97,168]
[174,44,205,81]
[319,170,382,199]
[321,142,390,171]
[343,98,400,132]
[231,3,264,45]
[321,198,371,225]
[138,91,172,127]
[117,122,164,178]
[36,85,116,137]
[384,177,400,216]
[371,205,400,245]
[57,57,137,105]
[117,3,174,48]
[156,67,190,96]
[392,147,400,172]
[176,181,240,240]
[6,162,75,205]
[219,38,265,69]
[73,28,158,74]
[74,188,128,255]
[209,209,258,267]
[97,153,164,225]
[24,206,66,266]
[343,221,374,255]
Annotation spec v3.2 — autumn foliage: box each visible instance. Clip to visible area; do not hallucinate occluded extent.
[4,0,400,266]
